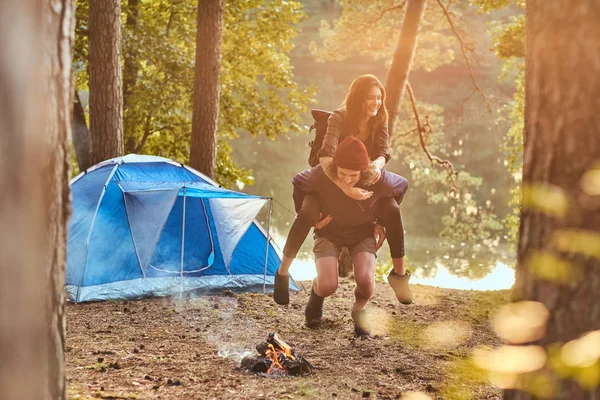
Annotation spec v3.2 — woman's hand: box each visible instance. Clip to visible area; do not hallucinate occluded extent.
[314,213,333,230]
[343,186,373,201]
[372,156,386,182]
[374,223,387,250]
[372,165,382,182]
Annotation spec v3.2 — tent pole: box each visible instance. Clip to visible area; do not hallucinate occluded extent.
[262,198,273,294]
[75,160,123,303]
[180,186,187,295]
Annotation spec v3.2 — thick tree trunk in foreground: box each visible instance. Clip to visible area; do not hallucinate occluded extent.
[505,1,600,398]
[385,0,427,136]
[0,0,73,399]
[190,0,224,178]
[89,0,123,164]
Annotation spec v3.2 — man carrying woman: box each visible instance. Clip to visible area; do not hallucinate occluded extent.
[274,74,412,314]
[280,137,408,336]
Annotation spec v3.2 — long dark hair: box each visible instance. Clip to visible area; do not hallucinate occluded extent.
[341,74,389,137]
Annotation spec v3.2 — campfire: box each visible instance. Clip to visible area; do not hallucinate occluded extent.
[241,332,313,376]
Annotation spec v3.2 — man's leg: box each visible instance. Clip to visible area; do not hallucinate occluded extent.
[274,194,321,305]
[352,252,376,312]
[349,238,377,336]
[314,257,340,297]
[375,197,412,304]
[306,237,340,326]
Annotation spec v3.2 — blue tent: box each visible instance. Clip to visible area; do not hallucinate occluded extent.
[66,154,298,302]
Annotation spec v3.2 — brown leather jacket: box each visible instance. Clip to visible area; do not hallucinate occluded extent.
[316,108,391,163]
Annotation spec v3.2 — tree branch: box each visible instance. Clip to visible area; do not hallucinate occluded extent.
[353,1,407,39]
[391,127,419,147]
[134,112,153,153]
[166,2,175,37]
[76,27,89,36]
[406,82,459,192]
[435,0,491,113]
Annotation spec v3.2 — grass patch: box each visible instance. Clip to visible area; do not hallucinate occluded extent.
[442,357,490,400]
[387,317,427,348]
[460,290,511,324]
[293,382,319,397]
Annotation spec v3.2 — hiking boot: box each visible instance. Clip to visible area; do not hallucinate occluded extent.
[273,271,289,305]
[351,309,371,337]
[305,288,324,327]
[388,270,413,304]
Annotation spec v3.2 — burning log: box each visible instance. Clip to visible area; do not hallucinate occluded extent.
[241,332,312,376]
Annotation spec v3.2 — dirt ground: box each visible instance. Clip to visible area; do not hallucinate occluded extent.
[66,280,510,400]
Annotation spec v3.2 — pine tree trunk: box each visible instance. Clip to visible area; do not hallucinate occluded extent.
[505,1,600,398]
[190,0,224,179]
[73,90,92,171]
[123,0,139,111]
[123,0,140,153]
[385,0,427,135]
[0,0,72,399]
[89,0,123,164]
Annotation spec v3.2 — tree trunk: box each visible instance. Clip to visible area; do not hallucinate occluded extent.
[123,0,139,111]
[384,0,427,135]
[505,1,600,398]
[73,90,92,171]
[190,0,224,178]
[0,0,72,399]
[89,0,123,164]
[123,0,140,153]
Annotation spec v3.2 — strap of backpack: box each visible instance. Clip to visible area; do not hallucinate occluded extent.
[308,122,317,147]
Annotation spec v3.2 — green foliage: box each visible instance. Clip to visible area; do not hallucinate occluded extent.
[391,97,504,248]
[74,0,316,187]
[472,0,525,245]
[69,143,80,179]
[490,14,525,58]
[309,0,460,71]
[469,0,525,13]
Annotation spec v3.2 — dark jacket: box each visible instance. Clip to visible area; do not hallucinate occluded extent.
[292,166,408,246]
[317,108,391,163]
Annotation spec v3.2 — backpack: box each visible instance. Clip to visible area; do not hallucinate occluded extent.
[307,109,333,167]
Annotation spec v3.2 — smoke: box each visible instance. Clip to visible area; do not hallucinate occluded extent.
[172,294,258,363]
[216,348,255,362]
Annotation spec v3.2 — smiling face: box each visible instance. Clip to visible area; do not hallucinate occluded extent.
[364,85,383,118]
[336,167,361,187]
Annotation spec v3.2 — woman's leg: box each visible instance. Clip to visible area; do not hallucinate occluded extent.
[375,197,405,271]
[274,195,321,305]
[375,197,412,304]
[279,194,321,275]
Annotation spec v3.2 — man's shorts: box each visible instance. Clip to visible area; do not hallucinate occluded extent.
[313,236,377,260]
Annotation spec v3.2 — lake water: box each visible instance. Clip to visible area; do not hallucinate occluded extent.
[270,231,516,292]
